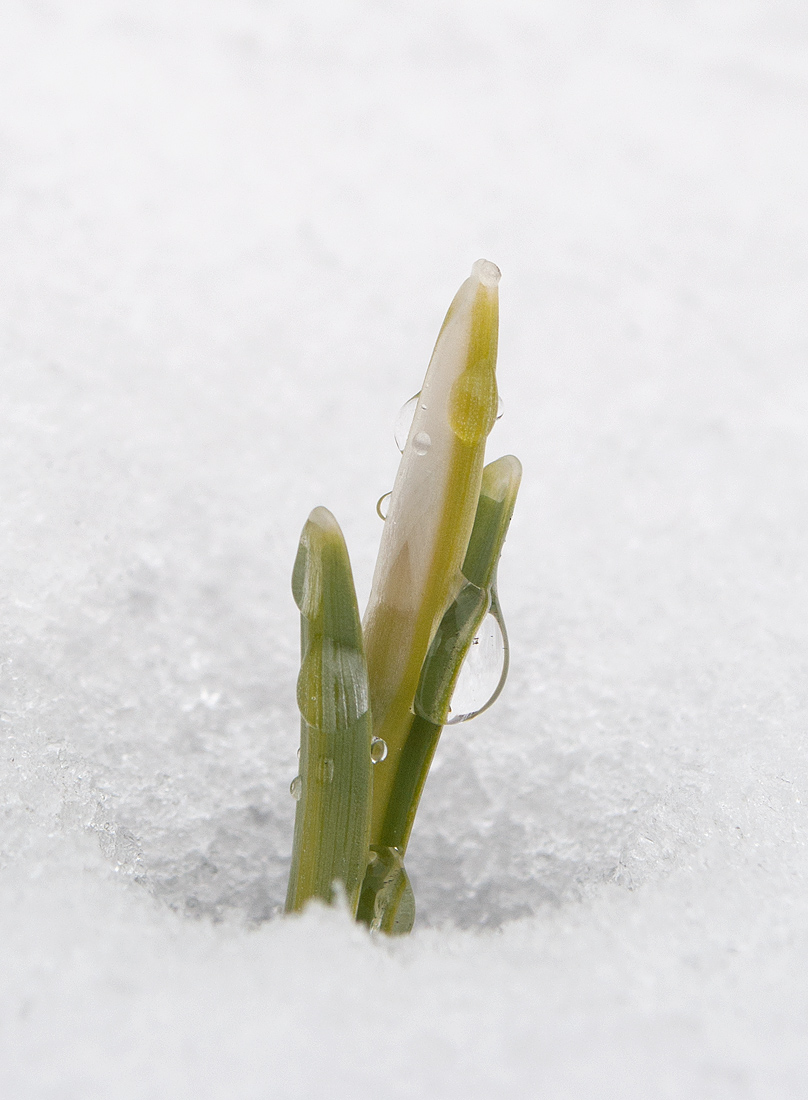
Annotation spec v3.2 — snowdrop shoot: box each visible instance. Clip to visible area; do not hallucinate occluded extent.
[286,261,521,932]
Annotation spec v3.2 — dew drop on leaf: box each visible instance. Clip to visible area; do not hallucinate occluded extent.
[370,737,388,763]
[412,431,431,455]
[446,601,509,724]
[394,393,420,452]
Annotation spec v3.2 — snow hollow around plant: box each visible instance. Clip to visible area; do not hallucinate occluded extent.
[2,1,808,1097]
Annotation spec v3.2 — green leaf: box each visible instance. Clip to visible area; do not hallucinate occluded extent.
[415,454,522,726]
[285,507,373,916]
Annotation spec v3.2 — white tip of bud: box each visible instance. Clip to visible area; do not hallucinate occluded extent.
[472,259,501,288]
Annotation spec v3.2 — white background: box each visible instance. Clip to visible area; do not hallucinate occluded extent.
[2,1,807,1096]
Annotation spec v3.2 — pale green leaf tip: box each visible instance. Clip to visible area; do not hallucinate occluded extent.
[292,506,348,619]
[481,454,523,504]
[306,505,342,535]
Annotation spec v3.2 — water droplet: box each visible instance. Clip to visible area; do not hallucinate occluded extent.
[319,758,334,783]
[296,747,300,760]
[297,640,368,727]
[394,393,420,452]
[413,431,431,456]
[446,599,509,724]
[290,775,303,800]
[496,395,504,420]
[370,737,388,763]
[362,847,415,934]
[376,491,391,520]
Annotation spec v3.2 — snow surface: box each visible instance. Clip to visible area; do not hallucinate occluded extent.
[2,0,808,1096]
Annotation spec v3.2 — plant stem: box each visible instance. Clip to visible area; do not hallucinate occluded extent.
[377,713,442,851]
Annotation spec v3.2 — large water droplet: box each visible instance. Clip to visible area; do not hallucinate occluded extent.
[394,393,420,452]
[446,597,509,724]
[376,491,391,520]
[413,431,431,456]
[290,775,303,800]
[370,737,388,763]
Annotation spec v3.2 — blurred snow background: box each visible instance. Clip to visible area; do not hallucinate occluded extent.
[2,0,808,1095]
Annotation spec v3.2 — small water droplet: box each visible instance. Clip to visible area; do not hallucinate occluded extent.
[290,775,303,800]
[446,600,509,724]
[376,491,392,520]
[496,395,504,420]
[394,393,420,452]
[296,747,300,760]
[413,431,431,456]
[370,737,388,763]
[319,758,335,783]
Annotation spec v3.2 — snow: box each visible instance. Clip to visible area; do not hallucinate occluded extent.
[2,0,808,1095]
